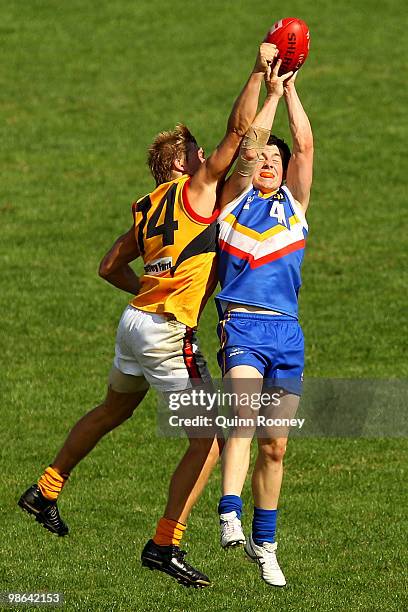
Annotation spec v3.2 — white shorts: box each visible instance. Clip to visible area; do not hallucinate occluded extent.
[112,305,211,393]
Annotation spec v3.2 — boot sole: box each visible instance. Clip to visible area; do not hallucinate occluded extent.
[222,539,246,549]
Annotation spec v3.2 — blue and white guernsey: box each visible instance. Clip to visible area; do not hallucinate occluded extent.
[216,184,308,319]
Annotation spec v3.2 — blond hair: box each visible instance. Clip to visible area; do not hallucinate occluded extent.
[147,124,197,186]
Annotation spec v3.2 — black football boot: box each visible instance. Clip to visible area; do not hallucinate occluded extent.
[141,539,211,588]
[18,484,68,536]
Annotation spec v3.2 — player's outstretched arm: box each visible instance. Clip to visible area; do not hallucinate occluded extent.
[187,43,277,218]
[99,227,141,295]
[220,59,293,209]
[284,74,314,212]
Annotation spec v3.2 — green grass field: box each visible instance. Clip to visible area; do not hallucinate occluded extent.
[1,1,407,610]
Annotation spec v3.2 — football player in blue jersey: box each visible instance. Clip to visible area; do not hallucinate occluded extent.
[216,58,314,586]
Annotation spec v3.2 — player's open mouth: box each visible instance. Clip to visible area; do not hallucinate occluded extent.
[260,171,274,179]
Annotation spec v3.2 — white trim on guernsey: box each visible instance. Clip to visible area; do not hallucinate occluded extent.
[218,217,305,261]
[219,184,308,231]
[281,185,308,230]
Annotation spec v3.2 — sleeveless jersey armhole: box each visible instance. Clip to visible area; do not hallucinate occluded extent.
[281,185,308,231]
[181,178,219,225]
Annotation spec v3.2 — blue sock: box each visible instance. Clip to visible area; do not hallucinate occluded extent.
[218,495,243,520]
[252,507,278,544]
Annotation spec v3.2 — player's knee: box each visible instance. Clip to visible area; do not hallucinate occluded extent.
[259,440,287,464]
[101,394,139,425]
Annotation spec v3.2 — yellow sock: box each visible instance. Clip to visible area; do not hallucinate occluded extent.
[38,466,68,501]
[153,517,186,547]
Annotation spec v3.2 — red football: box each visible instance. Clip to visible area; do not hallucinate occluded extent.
[264,18,310,76]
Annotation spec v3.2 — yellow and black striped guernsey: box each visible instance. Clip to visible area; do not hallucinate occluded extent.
[130,175,218,328]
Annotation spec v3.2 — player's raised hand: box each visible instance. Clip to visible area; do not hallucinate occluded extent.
[283,70,298,94]
[264,58,293,98]
[253,42,279,74]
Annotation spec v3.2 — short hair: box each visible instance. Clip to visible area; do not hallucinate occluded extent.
[147,124,197,186]
[267,134,291,176]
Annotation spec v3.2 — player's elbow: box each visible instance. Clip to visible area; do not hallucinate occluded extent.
[99,258,113,279]
[227,120,250,140]
[295,134,314,154]
[302,139,314,154]
[233,126,250,139]
[240,147,259,162]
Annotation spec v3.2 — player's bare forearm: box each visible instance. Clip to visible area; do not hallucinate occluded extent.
[254,93,280,127]
[284,79,313,210]
[239,56,292,138]
[220,93,280,208]
[188,45,277,216]
[226,72,263,140]
[194,45,277,187]
[221,60,291,209]
[227,44,278,139]
[101,265,140,295]
[284,82,313,153]
[98,226,140,294]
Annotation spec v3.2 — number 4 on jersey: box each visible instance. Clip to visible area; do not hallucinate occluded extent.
[146,185,179,245]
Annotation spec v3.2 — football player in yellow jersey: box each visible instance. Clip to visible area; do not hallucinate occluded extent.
[18,42,278,588]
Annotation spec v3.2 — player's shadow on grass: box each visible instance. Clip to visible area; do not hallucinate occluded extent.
[297,379,376,437]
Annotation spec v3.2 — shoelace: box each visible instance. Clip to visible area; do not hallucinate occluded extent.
[222,518,241,535]
[261,543,280,569]
[46,504,61,526]
[169,546,187,563]
[262,542,276,553]
[174,549,187,561]
[171,548,201,577]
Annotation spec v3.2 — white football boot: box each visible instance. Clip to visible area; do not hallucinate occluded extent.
[244,533,286,587]
[219,511,246,548]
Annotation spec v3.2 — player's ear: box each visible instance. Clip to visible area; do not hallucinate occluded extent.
[173,157,186,172]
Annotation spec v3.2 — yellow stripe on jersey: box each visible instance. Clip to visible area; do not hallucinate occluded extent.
[289,214,300,226]
[223,212,300,241]
[257,189,279,199]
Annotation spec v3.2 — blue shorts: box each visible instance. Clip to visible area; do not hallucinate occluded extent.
[217,312,304,395]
